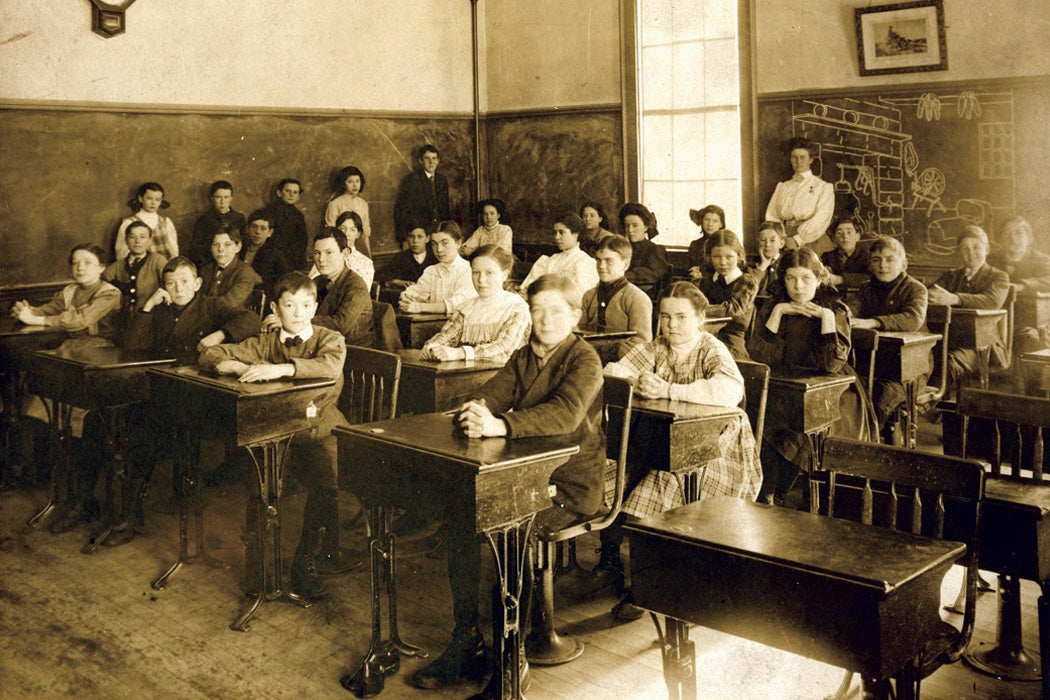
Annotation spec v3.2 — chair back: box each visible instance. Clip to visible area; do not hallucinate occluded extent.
[246,287,267,319]
[1000,284,1017,369]
[924,304,953,404]
[815,437,985,665]
[849,327,880,408]
[371,301,403,353]
[958,388,1050,482]
[735,360,769,447]
[340,346,401,425]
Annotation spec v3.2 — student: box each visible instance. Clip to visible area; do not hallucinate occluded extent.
[420,245,530,363]
[519,213,599,305]
[601,281,759,621]
[750,220,787,297]
[116,182,179,261]
[335,211,374,290]
[578,234,653,361]
[188,180,246,267]
[239,209,291,303]
[579,200,615,255]
[460,198,513,257]
[928,225,1011,389]
[411,274,605,694]
[398,221,476,314]
[262,178,309,268]
[103,220,168,317]
[821,215,870,294]
[988,216,1050,357]
[748,248,874,506]
[848,236,928,443]
[12,243,121,339]
[620,203,669,302]
[324,165,372,256]
[394,144,450,248]
[57,257,262,539]
[375,226,437,289]
[264,227,374,348]
[199,271,353,600]
[686,203,726,281]
[696,229,759,360]
[198,227,263,310]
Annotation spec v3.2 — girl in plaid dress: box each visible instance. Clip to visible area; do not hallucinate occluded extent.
[599,281,761,621]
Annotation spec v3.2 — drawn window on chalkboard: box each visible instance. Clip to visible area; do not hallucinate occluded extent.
[979,122,1014,180]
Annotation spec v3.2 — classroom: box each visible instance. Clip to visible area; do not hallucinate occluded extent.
[1,1,1049,698]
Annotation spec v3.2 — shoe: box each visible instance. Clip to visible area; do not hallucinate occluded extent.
[48,500,99,534]
[288,556,327,602]
[583,542,625,595]
[467,655,530,700]
[410,625,488,690]
[611,591,645,623]
[315,548,365,575]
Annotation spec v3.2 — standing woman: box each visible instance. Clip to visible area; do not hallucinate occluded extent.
[747,248,874,505]
[620,202,669,302]
[579,200,615,254]
[764,137,835,254]
[116,182,179,261]
[686,204,726,281]
[324,165,372,256]
[460,198,513,257]
[519,213,599,305]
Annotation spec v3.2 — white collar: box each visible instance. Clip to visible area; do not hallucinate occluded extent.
[279,326,314,344]
[713,267,743,284]
[792,170,814,182]
[412,251,427,263]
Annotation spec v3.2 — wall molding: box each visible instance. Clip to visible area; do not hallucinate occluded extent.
[758,74,1050,103]
[482,103,622,120]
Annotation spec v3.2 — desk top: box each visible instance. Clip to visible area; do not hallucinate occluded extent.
[625,397,743,424]
[927,305,1007,323]
[335,411,578,474]
[852,329,941,350]
[1022,349,1050,366]
[395,311,449,323]
[574,330,636,342]
[0,317,68,338]
[768,368,855,391]
[628,496,965,593]
[33,345,175,370]
[398,348,506,375]
[148,364,335,397]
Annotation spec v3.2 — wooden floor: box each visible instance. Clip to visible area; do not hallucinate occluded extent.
[0,420,1044,700]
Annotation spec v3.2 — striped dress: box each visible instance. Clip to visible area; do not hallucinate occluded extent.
[421,289,531,363]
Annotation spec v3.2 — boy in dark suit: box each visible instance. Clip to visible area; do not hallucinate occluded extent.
[240,209,291,303]
[394,145,450,249]
[375,226,437,290]
[262,178,309,268]
[261,227,374,348]
[199,271,353,600]
[188,180,247,267]
[199,227,263,310]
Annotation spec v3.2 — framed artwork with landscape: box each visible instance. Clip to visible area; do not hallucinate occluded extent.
[855,0,948,77]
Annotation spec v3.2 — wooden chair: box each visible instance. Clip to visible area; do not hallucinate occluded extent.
[339,346,401,427]
[246,287,266,319]
[371,301,403,353]
[525,376,634,666]
[813,437,985,699]
[955,388,1050,695]
[736,360,770,448]
[920,304,952,407]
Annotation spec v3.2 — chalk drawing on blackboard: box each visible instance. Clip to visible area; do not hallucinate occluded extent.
[790,89,1015,259]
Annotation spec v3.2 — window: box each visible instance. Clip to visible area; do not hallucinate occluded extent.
[630,0,745,247]
[978,122,1013,180]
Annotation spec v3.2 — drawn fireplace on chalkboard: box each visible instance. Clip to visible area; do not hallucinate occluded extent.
[790,90,1016,257]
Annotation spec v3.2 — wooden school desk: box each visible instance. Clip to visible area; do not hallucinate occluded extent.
[575,329,636,364]
[24,344,175,551]
[394,311,447,349]
[146,365,336,632]
[333,413,577,699]
[852,329,941,447]
[1015,291,1050,331]
[606,396,745,503]
[627,496,966,700]
[765,369,855,470]
[1021,348,1050,396]
[0,318,66,484]
[395,348,503,415]
[926,305,1007,388]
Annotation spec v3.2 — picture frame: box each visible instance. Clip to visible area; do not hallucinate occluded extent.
[854,0,947,77]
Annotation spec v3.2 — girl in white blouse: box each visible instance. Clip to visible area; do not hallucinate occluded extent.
[421,245,530,363]
[335,211,375,290]
[519,213,599,305]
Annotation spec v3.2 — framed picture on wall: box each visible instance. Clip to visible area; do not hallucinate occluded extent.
[855,0,948,76]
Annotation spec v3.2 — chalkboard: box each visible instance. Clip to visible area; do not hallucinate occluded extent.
[0,107,475,286]
[757,78,1050,263]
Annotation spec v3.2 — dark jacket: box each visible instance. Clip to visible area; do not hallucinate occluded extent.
[262,200,309,268]
[626,238,670,300]
[199,257,263,310]
[188,209,246,267]
[313,267,375,348]
[376,249,438,285]
[393,169,450,242]
[821,245,871,293]
[472,335,605,516]
[933,264,1010,310]
[241,242,291,302]
[124,294,261,365]
[849,273,928,331]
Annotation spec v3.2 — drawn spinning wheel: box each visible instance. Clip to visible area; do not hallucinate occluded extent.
[910,167,947,216]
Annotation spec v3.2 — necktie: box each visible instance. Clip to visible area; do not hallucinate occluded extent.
[284,336,303,349]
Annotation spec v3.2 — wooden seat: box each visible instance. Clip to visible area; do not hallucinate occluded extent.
[525,376,634,666]
[813,437,985,699]
[955,388,1050,694]
[339,346,401,427]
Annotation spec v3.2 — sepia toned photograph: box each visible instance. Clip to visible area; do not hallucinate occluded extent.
[855,0,948,76]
